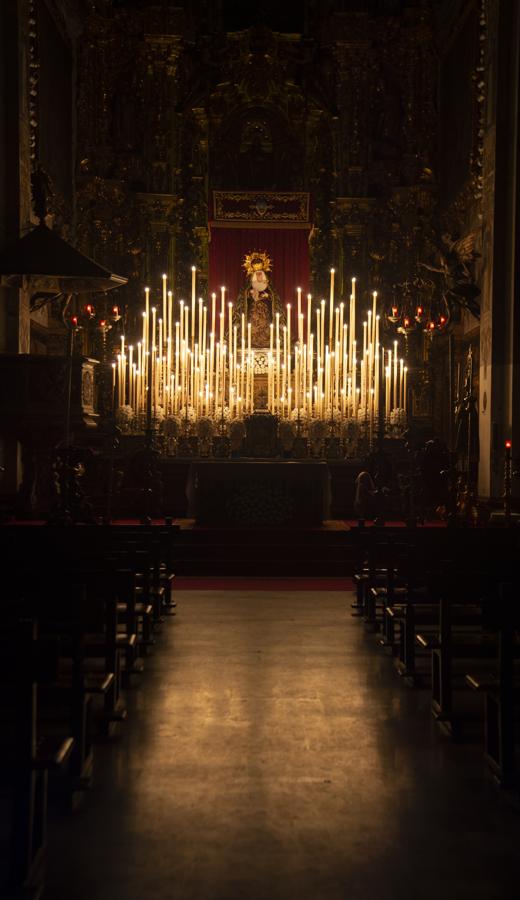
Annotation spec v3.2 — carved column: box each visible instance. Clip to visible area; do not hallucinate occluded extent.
[334,40,370,199]
[478,0,520,500]
[1,0,31,356]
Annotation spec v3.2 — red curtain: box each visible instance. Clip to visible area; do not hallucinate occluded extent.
[208,227,310,316]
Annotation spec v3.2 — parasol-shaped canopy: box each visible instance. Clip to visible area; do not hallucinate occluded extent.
[0,222,127,294]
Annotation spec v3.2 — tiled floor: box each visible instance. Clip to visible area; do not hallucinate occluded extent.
[44,588,519,900]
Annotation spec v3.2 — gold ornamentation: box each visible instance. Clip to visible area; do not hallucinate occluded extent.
[242,250,272,276]
[214,192,309,223]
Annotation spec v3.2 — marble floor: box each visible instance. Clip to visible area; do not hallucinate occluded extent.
[44,586,520,900]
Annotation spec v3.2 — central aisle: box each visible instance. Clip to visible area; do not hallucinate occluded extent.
[45,585,517,900]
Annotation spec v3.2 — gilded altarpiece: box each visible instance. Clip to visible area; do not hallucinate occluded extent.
[75,3,451,436]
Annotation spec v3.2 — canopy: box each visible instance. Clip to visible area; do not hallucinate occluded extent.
[0,223,127,294]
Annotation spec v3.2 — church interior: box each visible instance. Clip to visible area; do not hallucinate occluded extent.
[1,0,520,898]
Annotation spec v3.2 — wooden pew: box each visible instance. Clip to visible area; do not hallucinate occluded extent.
[0,618,74,899]
[465,583,520,785]
[416,569,519,739]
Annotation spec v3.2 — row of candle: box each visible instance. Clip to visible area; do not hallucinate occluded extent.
[113,269,408,423]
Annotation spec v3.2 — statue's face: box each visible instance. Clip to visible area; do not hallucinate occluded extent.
[251,270,268,292]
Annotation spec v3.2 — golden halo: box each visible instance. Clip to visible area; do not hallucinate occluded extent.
[243,250,272,276]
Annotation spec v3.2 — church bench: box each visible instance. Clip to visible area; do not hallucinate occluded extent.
[464,585,520,785]
[418,584,520,738]
[0,618,75,900]
[23,582,117,796]
[352,536,410,623]
[394,603,482,683]
[23,567,129,731]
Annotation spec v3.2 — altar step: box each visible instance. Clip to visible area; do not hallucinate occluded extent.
[170,525,356,577]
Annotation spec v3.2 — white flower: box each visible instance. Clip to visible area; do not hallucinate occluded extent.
[290,407,307,422]
[279,419,296,450]
[196,417,215,440]
[229,419,246,441]
[154,405,165,423]
[115,404,135,429]
[308,418,328,443]
[163,415,181,437]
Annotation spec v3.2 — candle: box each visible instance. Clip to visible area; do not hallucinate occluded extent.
[191,266,196,348]
[297,287,302,343]
[142,311,147,353]
[404,366,408,413]
[129,345,134,408]
[329,268,335,348]
[220,286,226,342]
[372,291,377,348]
[202,306,207,365]
[307,294,312,348]
[211,292,216,340]
[339,302,344,361]
[162,273,167,328]
[393,340,398,411]
[400,358,404,408]
[320,299,326,360]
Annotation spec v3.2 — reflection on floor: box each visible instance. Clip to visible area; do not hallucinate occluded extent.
[44,588,518,900]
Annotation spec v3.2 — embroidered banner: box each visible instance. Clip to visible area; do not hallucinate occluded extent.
[213,191,310,224]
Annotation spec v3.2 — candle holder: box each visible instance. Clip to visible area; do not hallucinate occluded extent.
[504,441,512,525]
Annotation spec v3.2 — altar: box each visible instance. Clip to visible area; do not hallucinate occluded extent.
[187,459,330,528]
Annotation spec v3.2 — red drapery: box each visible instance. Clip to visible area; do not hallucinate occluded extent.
[208,227,310,315]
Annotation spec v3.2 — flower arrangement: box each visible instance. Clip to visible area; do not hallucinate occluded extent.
[115,404,135,432]
[162,415,181,438]
[390,408,407,428]
[308,418,328,443]
[279,419,296,452]
[229,418,246,451]
[196,417,215,441]
[153,405,165,424]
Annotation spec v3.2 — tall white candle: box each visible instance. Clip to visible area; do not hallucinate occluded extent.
[191,266,196,348]
[329,268,335,348]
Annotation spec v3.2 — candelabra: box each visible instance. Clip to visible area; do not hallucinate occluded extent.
[112,267,410,453]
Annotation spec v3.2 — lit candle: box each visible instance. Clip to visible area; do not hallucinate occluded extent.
[320,299,325,360]
[352,340,357,416]
[145,286,150,325]
[400,358,404,408]
[191,266,196,348]
[297,287,302,343]
[142,311,147,353]
[211,292,216,339]
[307,294,312,348]
[393,340,398,411]
[220,286,226,342]
[162,273,167,329]
[404,366,408,412]
[329,268,335,348]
